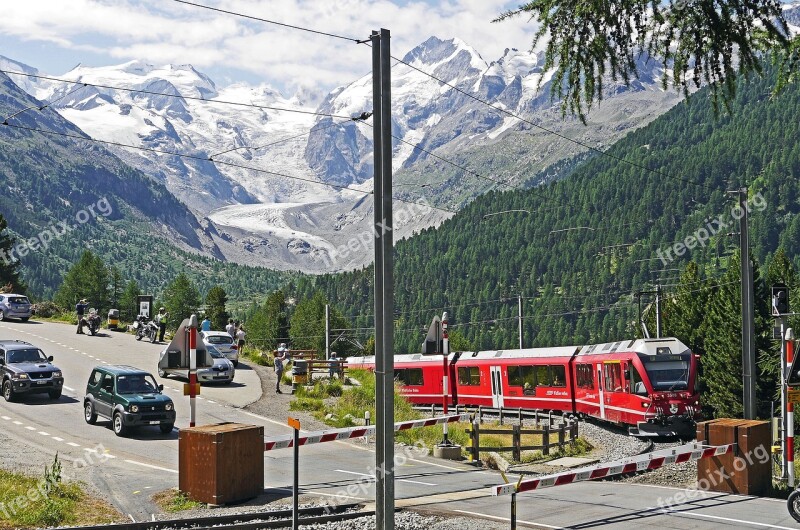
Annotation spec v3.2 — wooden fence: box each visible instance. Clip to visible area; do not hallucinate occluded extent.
[467,420,579,462]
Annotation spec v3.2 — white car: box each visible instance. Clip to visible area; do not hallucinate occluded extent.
[200,331,239,367]
[158,344,235,384]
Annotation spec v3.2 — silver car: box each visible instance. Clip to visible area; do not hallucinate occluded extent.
[158,344,235,384]
[0,294,33,322]
[200,331,239,367]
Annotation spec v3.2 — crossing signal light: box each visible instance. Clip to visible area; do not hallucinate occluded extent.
[772,285,790,316]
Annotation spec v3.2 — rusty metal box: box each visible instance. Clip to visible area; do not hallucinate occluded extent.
[179,423,264,505]
[696,418,771,495]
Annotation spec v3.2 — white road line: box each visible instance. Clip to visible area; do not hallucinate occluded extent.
[124,460,178,474]
[52,437,64,442]
[452,510,564,529]
[666,510,797,529]
[12,421,22,425]
[207,400,216,404]
[25,426,36,431]
[63,386,75,392]
[241,410,303,430]
[38,431,50,436]
[1,416,10,420]
[66,442,80,447]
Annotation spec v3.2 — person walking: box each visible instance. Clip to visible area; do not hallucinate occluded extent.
[75,299,89,334]
[201,316,211,332]
[225,319,235,338]
[236,325,246,351]
[155,307,168,342]
[274,343,288,393]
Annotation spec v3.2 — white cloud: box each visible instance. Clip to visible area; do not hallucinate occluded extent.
[0,0,538,93]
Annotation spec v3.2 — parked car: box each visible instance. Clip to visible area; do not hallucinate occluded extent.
[0,340,63,401]
[200,331,239,366]
[158,344,235,384]
[0,294,33,322]
[83,365,175,436]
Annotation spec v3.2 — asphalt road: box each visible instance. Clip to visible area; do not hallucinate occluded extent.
[1,319,799,528]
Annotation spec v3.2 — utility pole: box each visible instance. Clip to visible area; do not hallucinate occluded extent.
[655,284,662,339]
[729,188,756,419]
[518,295,523,349]
[325,304,330,360]
[372,28,394,530]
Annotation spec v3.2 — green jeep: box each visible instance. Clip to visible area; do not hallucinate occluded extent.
[84,365,176,436]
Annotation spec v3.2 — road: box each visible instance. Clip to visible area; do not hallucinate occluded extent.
[1,320,799,528]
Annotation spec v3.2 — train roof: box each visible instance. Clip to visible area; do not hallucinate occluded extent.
[575,337,690,358]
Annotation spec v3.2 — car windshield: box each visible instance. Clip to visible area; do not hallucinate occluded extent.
[206,335,232,345]
[8,297,29,304]
[7,348,47,363]
[206,345,224,359]
[117,374,159,394]
[639,353,691,391]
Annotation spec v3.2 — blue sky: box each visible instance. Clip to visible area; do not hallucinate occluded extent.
[0,0,533,96]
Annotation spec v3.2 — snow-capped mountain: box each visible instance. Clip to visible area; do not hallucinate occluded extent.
[0,35,682,273]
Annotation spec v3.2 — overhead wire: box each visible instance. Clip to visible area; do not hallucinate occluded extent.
[2,82,88,124]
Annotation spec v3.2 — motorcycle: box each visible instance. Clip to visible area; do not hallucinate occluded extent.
[79,308,102,336]
[133,316,159,343]
[789,489,800,522]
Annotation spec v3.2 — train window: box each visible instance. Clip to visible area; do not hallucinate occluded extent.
[508,366,524,386]
[396,368,424,386]
[508,366,537,393]
[630,366,647,396]
[457,367,481,386]
[550,365,566,387]
[603,363,623,392]
[534,365,549,386]
[576,364,594,389]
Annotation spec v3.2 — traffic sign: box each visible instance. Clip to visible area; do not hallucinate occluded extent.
[789,389,800,404]
[788,353,800,386]
[183,383,201,395]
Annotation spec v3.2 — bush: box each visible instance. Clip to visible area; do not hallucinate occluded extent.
[32,301,66,319]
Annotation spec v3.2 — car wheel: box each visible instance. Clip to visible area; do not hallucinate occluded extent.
[159,423,174,434]
[2,380,15,402]
[233,360,239,367]
[20,317,29,322]
[150,333,157,343]
[112,412,127,436]
[84,402,97,424]
[136,332,143,341]
[49,389,62,400]
[0,310,5,321]
[158,368,167,378]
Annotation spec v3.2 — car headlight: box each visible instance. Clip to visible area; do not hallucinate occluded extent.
[165,402,173,411]
[13,373,28,380]
[52,371,62,378]
[130,405,139,413]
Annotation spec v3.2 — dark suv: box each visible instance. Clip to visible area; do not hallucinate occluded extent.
[0,340,64,401]
[84,365,175,436]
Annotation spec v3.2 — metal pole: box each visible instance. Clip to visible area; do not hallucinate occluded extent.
[738,188,756,419]
[292,421,299,529]
[511,492,517,530]
[788,328,795,488]
[325,304,330,360]
[518,294,523,349]
[655,284,662,339]
[188,314,198,427]
[782,317,788,479]
[373,28,394,530]
[442,312,449,445]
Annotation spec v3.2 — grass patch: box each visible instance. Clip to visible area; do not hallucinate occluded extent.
[241,346,271,367]
[152,489,204,512]
[0,455,121,529]
[289,397,325,412]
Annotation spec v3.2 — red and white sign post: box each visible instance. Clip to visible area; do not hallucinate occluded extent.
[441,312,450,445]
[788,328,795,488]
[188,314,198,428]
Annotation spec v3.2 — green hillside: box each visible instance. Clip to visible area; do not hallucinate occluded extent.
[295,66,800,354]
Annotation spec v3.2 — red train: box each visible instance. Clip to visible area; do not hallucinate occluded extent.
[347,337,701,437]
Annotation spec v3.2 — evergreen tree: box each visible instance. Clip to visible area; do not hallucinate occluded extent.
[665,262,711,355]
[119,280,140,322]
[248,290,289,351]
[289,292,354,357]
[162,273,201,330]
[109,266,124,309]
[54,250,110,313]
[205,286,229,331]
[0,214,26,293]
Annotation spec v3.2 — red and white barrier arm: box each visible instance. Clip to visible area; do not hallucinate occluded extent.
[493,442,736,496]
[264,413,470,451]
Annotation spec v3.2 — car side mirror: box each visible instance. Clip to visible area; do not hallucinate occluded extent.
[623,369,630,379]
[0,358,4,365]
[47,356,54,362]
[158,384,164,392]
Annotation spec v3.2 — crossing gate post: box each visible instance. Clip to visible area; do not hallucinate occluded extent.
[471,418,480,462]
[510,491,517,530]
[513,424,521,462]
[288,417,301,530]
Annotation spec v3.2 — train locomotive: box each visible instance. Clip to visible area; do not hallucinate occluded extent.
[347,337,701,437]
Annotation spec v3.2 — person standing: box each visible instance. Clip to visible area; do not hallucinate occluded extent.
[155,307,168,342]
[236,325,246,351]
[225,319,235,338]
[201,316,211,332]
[274,344,288,393]
[75,299,89,334]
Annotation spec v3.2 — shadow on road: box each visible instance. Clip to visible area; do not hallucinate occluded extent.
[17,395,80,406]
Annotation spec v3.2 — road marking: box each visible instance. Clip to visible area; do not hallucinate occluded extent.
[207,400,216,404]
[124,460,178,474]
[335,469,437,486]
[13,421,22,425]
[64,386,75,392]
[52,437,64,442]
[1,416,10,420]
[67,442,80,447]
[25,426,36,431]
[452,510,564,529]
[38,431,50,436]
[666,510,796,529]
[241,410,300,429]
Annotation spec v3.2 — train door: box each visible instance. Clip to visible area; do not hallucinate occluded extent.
[490,366,504,408]
[603,360,624,422]
[597,363,606,420]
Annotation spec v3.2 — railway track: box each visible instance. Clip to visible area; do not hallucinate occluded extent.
[62,503,372,530]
